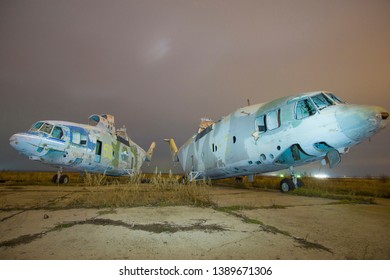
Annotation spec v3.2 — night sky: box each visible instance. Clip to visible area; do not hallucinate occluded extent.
[1,0,389,177]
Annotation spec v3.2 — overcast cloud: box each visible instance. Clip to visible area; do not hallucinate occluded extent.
[1,0,389,177]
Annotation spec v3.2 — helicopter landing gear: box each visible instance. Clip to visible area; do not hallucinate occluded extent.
[52,167,70,184]
[280,166,304,193]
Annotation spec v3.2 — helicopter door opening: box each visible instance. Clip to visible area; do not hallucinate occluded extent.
[95,140,102,163]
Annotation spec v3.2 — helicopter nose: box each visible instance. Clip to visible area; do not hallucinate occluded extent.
[336,105,388,142]
[9,133,42,156]
[9,133,22,151]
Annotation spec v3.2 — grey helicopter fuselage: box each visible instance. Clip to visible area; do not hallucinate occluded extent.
[166,91,389,186]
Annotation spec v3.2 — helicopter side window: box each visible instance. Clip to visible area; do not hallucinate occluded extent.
[296,99,317,119]
[255,115,267,133]
[72,132,80,144]
[51,126,64,139]
[121,148,129,161]
[72,131,88,146]
[80,134,87,145]
[266,109,281,130]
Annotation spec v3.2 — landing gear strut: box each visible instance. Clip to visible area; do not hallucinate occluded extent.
[280,166,304,193]
[52,167,70,184]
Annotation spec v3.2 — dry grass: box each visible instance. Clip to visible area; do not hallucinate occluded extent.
[219,175,390,200]
[68,183,212,208]
[1,172,389,209]
[69,172,213,208]
[292,177,390,199]
[0,171,213,209]
[0,171,82,185]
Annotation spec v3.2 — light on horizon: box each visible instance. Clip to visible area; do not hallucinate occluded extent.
[313,173,329,179]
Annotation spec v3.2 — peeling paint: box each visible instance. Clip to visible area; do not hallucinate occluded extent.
[9,114,156,177]
[166,91,389,180]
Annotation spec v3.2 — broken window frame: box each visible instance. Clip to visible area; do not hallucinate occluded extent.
[195,125,213,142]
[39,123,54,134]
[121,148,129,161]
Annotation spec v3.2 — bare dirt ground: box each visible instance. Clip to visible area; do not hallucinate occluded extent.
[0,184,389,259]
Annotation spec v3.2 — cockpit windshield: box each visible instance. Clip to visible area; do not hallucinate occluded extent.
[296,98,317,119]
[29,122,64,140]
[311,93,335,110]
[39,123,54,134]
[327,93,345,104]
[29,122,53,134]
[30,122,44,131]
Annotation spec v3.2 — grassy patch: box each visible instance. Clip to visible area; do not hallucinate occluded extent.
[0,171,82,185]
[0,233,46,248]
[2,172,388,209]
[214,206,264,226]
[293,236,333,253]
[294,177,390,198]
[292,188,376,204]
[217,176,390,201]
[67,172,214,209]
[261,204,288,209]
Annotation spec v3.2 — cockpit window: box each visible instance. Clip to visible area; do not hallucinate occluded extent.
[51,126,64,139]
[39,123,54,134]
[30,122,44,131]
[327,93,345,104]
[296,99,317,119]
[311,93,335,110]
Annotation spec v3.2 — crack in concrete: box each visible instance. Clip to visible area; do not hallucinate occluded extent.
[214,207,333,254]
[206,234,254,253]
[0,218,227,248]
[0,210,26,222]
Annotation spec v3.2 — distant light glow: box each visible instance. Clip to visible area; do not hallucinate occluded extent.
[313,174,329,179]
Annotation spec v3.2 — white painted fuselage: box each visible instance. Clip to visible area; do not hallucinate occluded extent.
[10,114,155,177]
